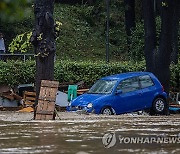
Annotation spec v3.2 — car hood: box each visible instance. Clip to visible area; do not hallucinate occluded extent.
[71,93,109,106]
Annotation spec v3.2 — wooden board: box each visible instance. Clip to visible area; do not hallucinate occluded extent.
[23,91,36,107]
[77,89,89,95]
[35,80,59,120]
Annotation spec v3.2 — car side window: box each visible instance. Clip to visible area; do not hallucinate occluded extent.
[139,75,154,88]
[116,77,140,94]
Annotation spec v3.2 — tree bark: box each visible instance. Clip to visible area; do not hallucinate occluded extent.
[124,0,136,36]
[170,0,180,64]
[31,0,56,102]
[143,0,179,94]
[142,0,157,73]
[156,0,175,93]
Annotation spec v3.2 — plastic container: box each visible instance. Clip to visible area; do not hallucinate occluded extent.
[67,85,77,101]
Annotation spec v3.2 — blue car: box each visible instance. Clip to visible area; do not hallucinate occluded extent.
[67,72,167,115]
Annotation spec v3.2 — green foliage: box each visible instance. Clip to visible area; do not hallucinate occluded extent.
[1,1,140,61]
[0,17,34,48]
[54,2,128,61]
[170,63,180,91]
[0,60,179,90]
[54,60,145,86]
[55,21,63,40]
[8,32,33,53]
[8,20,62,53]
[0,0,32,22]
[1,1,179,62]
[0,60,35,86]
[54,4,103,60]
[129,21,145,61]
[129,17,162,61]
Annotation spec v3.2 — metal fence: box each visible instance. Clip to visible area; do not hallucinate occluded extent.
[0,53,34,62]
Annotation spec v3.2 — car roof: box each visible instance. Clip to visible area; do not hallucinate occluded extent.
[101,72,152,81]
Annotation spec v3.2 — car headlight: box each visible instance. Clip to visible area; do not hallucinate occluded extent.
[87,103,93,108]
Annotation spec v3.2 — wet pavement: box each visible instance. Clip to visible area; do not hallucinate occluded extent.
[0,112,180,154]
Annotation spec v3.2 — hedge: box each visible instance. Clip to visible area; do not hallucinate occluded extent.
[0,60,179,90]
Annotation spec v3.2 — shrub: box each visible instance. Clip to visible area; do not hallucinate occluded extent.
[0,60,179,90]
[54,60,145,87]
[0,60,35,86]
[0,61,35,86]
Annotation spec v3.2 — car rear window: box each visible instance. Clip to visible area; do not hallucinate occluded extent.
[139,75,154,88]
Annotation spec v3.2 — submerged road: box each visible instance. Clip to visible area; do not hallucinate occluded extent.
[0,112,180,154]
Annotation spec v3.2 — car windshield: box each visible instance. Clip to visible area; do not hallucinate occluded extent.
[88,80,117,94]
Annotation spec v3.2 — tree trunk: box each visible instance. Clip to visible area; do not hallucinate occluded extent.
[156,0,176,93]
[31,0,56,102]
[143,0,179,94]
[124,0,136,36]
[170,0,180,64]
[142,0,157,73]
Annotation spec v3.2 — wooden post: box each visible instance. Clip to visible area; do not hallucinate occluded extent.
[35,80,59,120]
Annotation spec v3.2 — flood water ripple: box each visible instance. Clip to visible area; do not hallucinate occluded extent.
[0,112,180,154]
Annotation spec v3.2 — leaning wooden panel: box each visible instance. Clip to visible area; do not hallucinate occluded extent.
[35,80,59,120]
[45,101,56,120]
[36,101,55,120]
[39,87,57,101]
[41,80,59,88]
[35,100,46,120]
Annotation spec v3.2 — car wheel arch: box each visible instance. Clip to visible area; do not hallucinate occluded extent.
[100,106,116,115]
[151,95,167,115]
[152,95,167,104]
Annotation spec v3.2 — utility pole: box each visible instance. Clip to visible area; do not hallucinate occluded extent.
[106,0,110,63]
[153,0,156,13]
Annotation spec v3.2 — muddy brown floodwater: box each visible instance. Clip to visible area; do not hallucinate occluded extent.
[0,111,180,154]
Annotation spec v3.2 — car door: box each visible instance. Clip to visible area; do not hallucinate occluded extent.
[139,75,156,108]
[112,77,143,114]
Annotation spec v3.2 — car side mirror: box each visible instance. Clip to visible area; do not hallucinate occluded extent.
[115,90,122,95]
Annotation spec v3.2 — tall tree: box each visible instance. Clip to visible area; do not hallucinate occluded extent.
[124,0,136,37]
[31,0,56,102]
[170,1,180,64]
[143,0,179,93]
[142,0,156,73]
[156,0,175,93]
[153,0,179,64]
[124,0,136,52]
